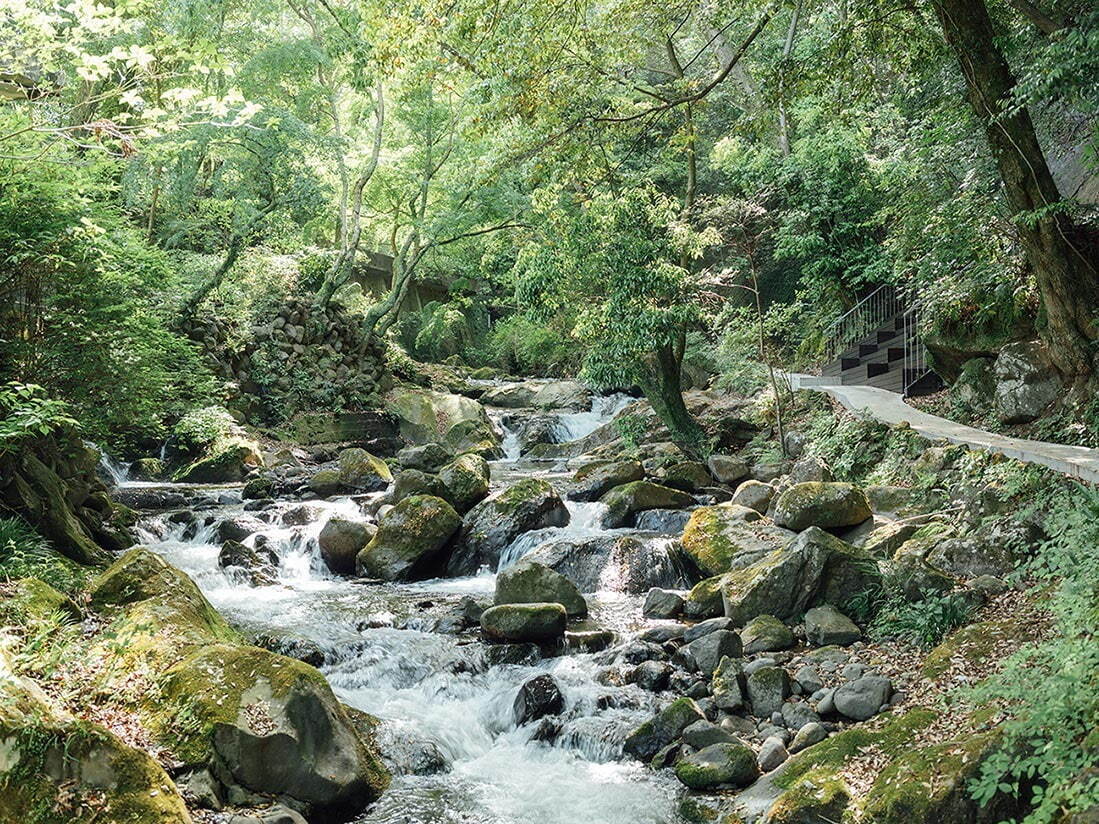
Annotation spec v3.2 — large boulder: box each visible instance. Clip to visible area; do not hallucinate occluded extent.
[385,387,500,453]
[675,742,759,790]
[480,603,567,642]
[495,559,587,617]
[599,481,694,528]
[992,341,1061,424]
[482,380,591,410]
[356,495,461,581]
[446,479,569,576]
[437,453,490,514]
[680,505,793,577]
[525,533,698,594]
[85,549,389,815]
[568,460,644,502]
[218,540,277,586]
[740,614,795,653]
[319,517,376,575]
[773,482,872,531]
[391,469,448,504]
[0,646,192,824]
[337,447,392,491]
[804,605,862,646]
[661,461,713,493]
[707,454,750,486]
[718,529,832,625]
[516,415,569,455]
[397,443,452,472]
[730,480,776,515]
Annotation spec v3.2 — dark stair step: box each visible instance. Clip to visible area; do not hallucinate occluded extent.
[841,357,860,371]
[887,347,904,362]
[877,330,895,343]
[858,344,878,357]
[866,362,890,378]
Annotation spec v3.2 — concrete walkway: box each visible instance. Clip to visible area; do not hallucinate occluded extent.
[787,373,1099,485]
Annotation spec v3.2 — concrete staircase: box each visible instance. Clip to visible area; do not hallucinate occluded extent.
[818,286,941,397]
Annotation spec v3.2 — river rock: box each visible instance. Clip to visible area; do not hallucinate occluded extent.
[834,675,892,721]
[599,481,694,528]
[730,479,776,514]
[447,479,569,576]
[337,447,392,491]
[319,517,376,575]
[804,605,862,646]
[662,461,713,492]
[634,508,692,534]
[174,438,263,484]
[218,540,277,586]
[356,495,461,581]
[392,468,447,503]
[711,656,746,710]
[789,721,828,753]
[675,742,759,789]
[685,629,743,676]
[631,660,673,692]
[525,533,696,594]
[517,415,568,454]
[568,460,644,502]
[514,674,564,724]
[623,697,706,761]
[683,576,726,619]
[707,454,750,485]
[495,559,587,617]
[482,380,591,410]
[746,666,790,717]
[480,603,567,643]
[773,482,872,531]
[682,719,737,749]
[680,505,791,577]
[397,442,452,471]
[385,386,497,447]
[758,736,789,771]
[643,587,685,619]
[437,453,490,514]
[740,614,795,653]
[789,455,834,483]
[308,468,342,497]
[993,340,1061,424]
[217,515,265,543]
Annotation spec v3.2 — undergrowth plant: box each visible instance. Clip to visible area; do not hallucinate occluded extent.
[0,518,88,595]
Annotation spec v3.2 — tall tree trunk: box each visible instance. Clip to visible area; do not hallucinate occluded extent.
[934,0,1099,381]
[637,341,708,460]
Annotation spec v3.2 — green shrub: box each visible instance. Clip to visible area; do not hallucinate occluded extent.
[967,485,1099,822]
[481,315,574,377]
[0,383,78,455]
[868,590,978,649]
[172,405,237,454]
[0,518,88,595]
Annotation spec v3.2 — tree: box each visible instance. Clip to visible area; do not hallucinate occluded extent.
[931,0,1099,382]
[516,186,713,458]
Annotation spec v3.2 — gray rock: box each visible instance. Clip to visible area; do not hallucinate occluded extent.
[789,721,827,753]
[712,656,746,710]
[514,674,564,724]
[684,617,735,643]
[630,660,672,692]
[740,614,795,653]
[789,456,834,484]
[772,482,872,531]
[599,481,695,529]
[682,720,737,749]
[804,605,862,647]
[526,533,694,594]
[623,697,706,761]
[833,676,892,721]
[480,603,567,643]
[398,442,453,471]
[686,630,743,676]
[635,508,692,535]
[730,480,776,514]
[816,687,836,716]
[794,665,823,694]
[356,495,461,581]
[495,559,587,617]
[744,657,778,675]
[757,736,789,772]
[781,701,820,730]
[568,460,644,502]
[993,340,1061,424]
[746,667,790,717]
[674,742,759,789]
[318,517,375,575]
[643,587,685,619]
[218,540,277,586]
[707,454,750,485]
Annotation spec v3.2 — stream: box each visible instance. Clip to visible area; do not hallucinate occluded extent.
[128,393,689,824]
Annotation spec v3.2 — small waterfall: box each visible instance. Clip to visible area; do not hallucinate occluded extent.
[497,501,610,569]
[558,393,632,442]
[89,442,129,486]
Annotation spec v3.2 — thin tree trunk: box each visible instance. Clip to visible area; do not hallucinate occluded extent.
[638,341,708,460]
[934,0,1099,381]
[777,0,802,157]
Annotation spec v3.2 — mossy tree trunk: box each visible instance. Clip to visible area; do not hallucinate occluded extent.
[636,338,709,461]
[933,0,1099,382]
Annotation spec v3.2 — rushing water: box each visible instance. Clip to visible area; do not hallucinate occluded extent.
[133,394,687,824]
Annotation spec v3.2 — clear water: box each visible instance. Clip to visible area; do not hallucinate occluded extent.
[134,395,687,824]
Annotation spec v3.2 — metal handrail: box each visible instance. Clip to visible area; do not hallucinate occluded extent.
[822,284,903,363]
[902,301,932,397]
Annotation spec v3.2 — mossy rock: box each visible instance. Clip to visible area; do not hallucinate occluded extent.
[921,618,1030,680]
[309,468,342,497]
[391,468,448,504]
[623,697,706,761]
[173,437,263,484]
[569,460,644,502]
[0,578,80,626]
[675,742,759,789]
[337,447,392,491]
[719,529,832,625]
[442,418,503,459]
[599,481,694,528]
[680,506,792,577]
[740,614,794,653]
[356,495,462,581]
[662,461,713,493]
[765,766,851,824]
[773,482,872,531]
[684,575,726,619]
[0,647,191,824]
[437,453,490,514]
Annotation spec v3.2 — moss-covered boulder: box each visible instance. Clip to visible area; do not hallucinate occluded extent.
[129,456,167,481]
[623,697,706,761]
[318,517,376,575]
[599,481,694,528]
[162,644,388,817]
[356,495,461,581]
[0,578,81,626]
[447,479,569,576]
[337,447,392,491]
[684,575,726,619]
[662,461,713,493]
[385,387,493,444]
[772,482,872,531]
[719,530,832,625]
[173,438,263,484]
[675,742,759,789]
[740,614,795,653]
[308,468,342,497]
[437,453,490,514]
[85,548,390,816]
[391,469,448,504]
[568,460,644,502]
[0,647,192,824]
[442,419,504,460]
[397,442,453,472]
[495,559,587,617]
[480,602,567,642]
[731,479,776,514]
[680,505,793,577]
